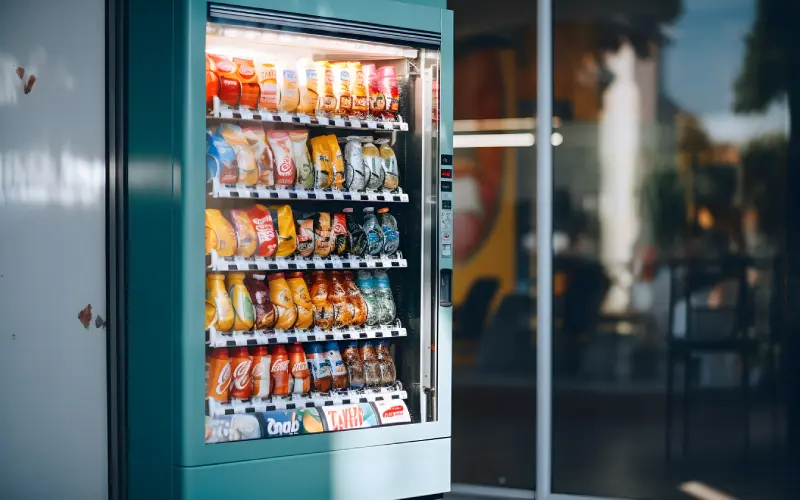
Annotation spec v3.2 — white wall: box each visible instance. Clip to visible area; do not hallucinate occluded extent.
[0,1,108,499]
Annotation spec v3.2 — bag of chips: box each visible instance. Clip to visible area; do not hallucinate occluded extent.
[207,54,240,108]
[219,123,258,186]
[229,209,257,258]
[332,63,352,117]
[324,134,345,190]
[205,209,237,257]
[362,140,384,190]
[316,61,336,116]
[232,57,260,110]
[270,204,297,257]
[376,139,400,190]
[296,215,315,258]
[277,65,300,113]
[267,130,296,187]
[314,212,333,257]
[310,135,333,189]
[206,130,239,185]
[297,59,319,116]
[257,62,279,113]
[247,204,278,257]
[289,130,314,189]
[343,136,368,191]
[242,124,275,187]
[349,62,368,119]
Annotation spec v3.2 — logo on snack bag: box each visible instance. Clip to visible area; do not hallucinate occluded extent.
[239,66,255,78]
[216,364,232,395]
[278,157,292,175]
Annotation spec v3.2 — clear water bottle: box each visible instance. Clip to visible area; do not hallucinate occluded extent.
[373,270,396,325]
[362,207,384,256]
[356,270,381,326]
[377,207,399,255]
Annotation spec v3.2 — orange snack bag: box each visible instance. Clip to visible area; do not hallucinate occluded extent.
[349,62,368,118]
[206,55,219,111]
[207,54,240,108]
[232,57,260,110]
[316,61,336,115]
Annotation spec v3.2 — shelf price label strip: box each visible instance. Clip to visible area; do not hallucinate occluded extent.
[207,324,407,348]
[210,108,409,132]
[208,388,408,417]
[209,183,409,203]
[207,251,408,272]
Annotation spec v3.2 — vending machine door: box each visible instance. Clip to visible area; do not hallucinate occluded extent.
[126,0,452,498]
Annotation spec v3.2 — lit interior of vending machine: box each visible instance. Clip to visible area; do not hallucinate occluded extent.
[203,19,440,443]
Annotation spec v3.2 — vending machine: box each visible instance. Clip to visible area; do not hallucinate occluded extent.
[124,0,453,498]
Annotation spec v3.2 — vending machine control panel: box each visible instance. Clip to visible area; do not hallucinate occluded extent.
[439,154,453,306]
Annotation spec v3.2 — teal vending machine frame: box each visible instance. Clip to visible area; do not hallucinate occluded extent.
[125,0,453,498]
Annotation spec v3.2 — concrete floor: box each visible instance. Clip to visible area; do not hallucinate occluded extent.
[450,380,792,500]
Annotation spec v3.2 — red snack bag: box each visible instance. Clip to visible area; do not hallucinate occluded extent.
[247,204,278,257]
[232,57,260,110]
[207,54,241,108]
[378,66,399,119]
[364,64,385,118]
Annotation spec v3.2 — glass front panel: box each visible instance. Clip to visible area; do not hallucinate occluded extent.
[550,1,791,498]
[202,20,440,444]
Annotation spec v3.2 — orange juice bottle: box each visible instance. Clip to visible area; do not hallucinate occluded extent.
[206,273,234,332]
[226,272,255,331]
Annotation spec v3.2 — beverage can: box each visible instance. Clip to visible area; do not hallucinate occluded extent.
[362,207,384,256]
[251,345,272,399]
[341,340,365,390]
[377,207,400,255]
[324,341,349,390]
[305,342,332,393]
[207,348,232,402]
[230,347,253,400]
[288,343,311,394]
[270,345,290,396]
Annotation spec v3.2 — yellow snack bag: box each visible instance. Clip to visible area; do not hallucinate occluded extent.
[206,273,234,332]
[287,272,313,329]
[205,209,237,257]
[270,204,297,257]
[324,134,345,190]
[332,63,352,117]
[310,135,332,189]
[349,62,368,118]
[297,59,319,116]
[268,273,297,330]
[316,61,336,115]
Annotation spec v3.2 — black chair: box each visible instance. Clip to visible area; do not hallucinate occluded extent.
[454,278,500,341]
[476,293,535,373]
[664,255,758,462]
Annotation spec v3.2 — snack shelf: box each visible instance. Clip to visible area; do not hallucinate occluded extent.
[207,250,408,272]
[209,179,410,203]
[207,384,408,416]
[206,322,408,348]
[210,99,409,132]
